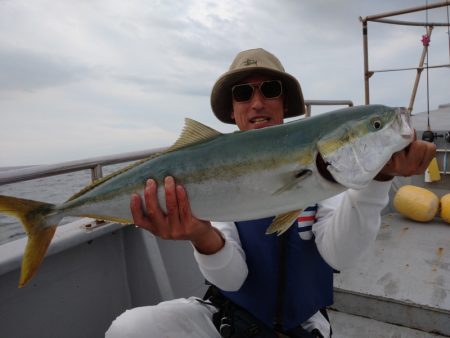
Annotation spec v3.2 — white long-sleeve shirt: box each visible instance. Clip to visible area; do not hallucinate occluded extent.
[193,180,392,335]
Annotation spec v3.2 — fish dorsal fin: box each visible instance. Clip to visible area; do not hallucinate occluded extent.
[166,118,222,153]
[265,210,302,236]
[67,118,220,202]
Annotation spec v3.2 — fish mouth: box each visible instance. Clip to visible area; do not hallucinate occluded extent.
[316,153,336,183]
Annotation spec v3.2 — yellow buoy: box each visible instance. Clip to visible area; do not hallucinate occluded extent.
[424,157,441,182]
[440,193,450,224]
[393,185,439,222]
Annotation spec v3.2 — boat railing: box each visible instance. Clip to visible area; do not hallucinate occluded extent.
[0,147,167,186]
[304,99,353,117]
[437,148,450,175]
[0,100,354,186]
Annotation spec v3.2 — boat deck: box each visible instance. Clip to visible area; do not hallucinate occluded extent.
[329,310,447,338]
[332,212,450,336]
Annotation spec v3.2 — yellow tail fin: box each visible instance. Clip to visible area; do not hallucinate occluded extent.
[0,195,60,287]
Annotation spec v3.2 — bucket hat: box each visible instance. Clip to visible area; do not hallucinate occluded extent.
[211,48,305,124]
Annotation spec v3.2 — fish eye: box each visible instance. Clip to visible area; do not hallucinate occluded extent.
[370,118,383,130]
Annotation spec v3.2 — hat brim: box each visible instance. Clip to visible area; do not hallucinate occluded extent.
[211,67,305,124]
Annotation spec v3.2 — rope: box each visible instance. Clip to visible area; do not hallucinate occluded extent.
[447,0,450,63]
[425,0,431,129]
[426,44,430,129]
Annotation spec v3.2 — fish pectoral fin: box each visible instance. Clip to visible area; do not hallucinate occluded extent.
[272,169,312,195]
[265,210,302,236]
[167,118,223,152]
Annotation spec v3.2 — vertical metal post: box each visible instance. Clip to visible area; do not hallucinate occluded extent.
[91,164,103,182]
[362,19,371,105]
[408,26,434,114]
[88,164,105,228]
[305,104,311,118]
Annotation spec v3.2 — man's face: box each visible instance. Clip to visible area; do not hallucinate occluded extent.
[231,74,285,131]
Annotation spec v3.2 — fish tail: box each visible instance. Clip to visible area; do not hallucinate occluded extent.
[0,195,61,287]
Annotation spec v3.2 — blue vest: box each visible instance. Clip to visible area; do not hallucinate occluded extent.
[220,212,333,331]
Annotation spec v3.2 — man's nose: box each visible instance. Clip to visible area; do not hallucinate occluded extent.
[250,88,265,108]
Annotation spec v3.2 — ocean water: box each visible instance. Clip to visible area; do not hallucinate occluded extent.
[0,163,130,245]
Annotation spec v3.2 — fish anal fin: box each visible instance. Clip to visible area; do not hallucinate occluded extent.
[19,226,57,288]
[265,210,302,236]
[166,118,223,153]
[79,213,132,225]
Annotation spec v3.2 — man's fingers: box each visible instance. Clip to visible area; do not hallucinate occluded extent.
[144,179,165,222]
[130,176,212,242]
[165,176,181,231]
[130,193,152,230]
[416,142,436,174]
[176,184,193,227]
[130,193,143,219]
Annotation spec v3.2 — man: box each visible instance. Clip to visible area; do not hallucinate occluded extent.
[106,48,435,337]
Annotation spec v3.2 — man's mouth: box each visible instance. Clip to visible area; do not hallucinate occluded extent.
[250,117,271,125]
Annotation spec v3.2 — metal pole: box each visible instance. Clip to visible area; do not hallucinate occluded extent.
[91,164,104,182]
[408,26,434,113]
[362,1,449,22]
[362,19,371,105]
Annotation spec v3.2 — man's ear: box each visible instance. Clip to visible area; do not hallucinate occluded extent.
[231,111,235,120]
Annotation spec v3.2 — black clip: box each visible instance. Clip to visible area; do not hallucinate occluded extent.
[445,131,450,143]
[422,130,435,142]
[219,316,233,338]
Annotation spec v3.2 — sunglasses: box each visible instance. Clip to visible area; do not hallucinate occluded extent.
[232,80,283,102]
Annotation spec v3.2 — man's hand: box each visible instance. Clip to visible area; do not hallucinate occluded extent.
[130,176,225,254]
[375,139,436,181]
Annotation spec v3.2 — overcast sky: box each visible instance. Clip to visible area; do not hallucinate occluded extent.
[1,0,449,166]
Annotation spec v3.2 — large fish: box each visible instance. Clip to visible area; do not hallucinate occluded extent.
[0,104,413,287]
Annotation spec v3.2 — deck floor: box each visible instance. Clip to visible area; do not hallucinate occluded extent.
[334,212,449,312]
[332,212,450,335]
[329,310,448,338]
